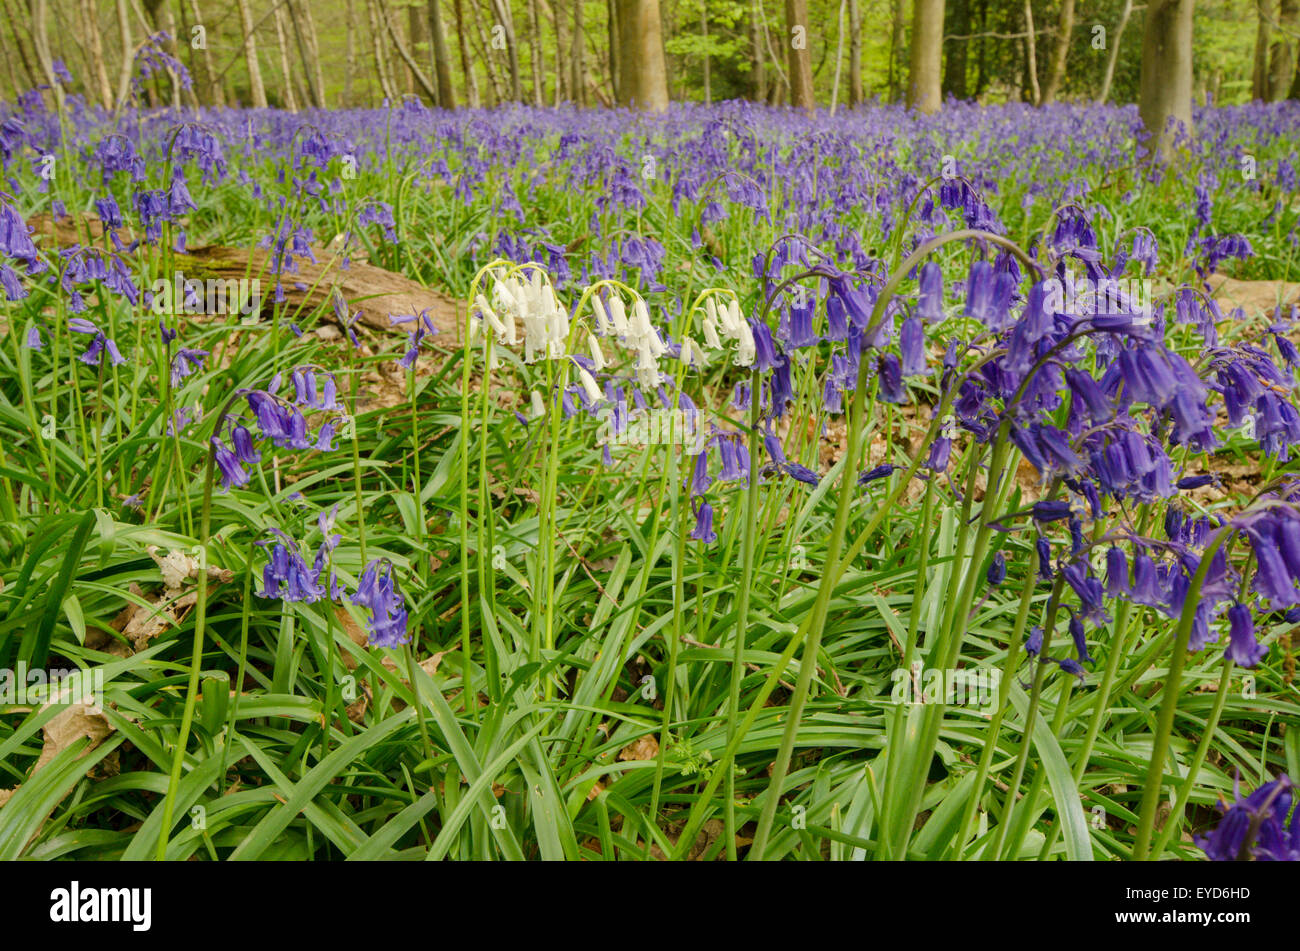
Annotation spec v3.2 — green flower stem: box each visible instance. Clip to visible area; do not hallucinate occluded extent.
[155,405,224,860]
[725,367,763,857]
[1150,660,1236,857]
[1131,528,1230,860]
[879,477,935,858]
[984,574,1065,860]
[952,549,1040,858]
[1005,664,1076,859]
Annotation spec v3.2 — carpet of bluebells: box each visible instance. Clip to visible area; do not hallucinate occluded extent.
[2,75,1300,860]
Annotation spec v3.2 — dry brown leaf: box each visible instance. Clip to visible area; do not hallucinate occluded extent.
[34,703,115,773]
[618,735,659,762]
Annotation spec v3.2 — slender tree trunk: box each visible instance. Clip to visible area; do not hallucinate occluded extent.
[528,0,544,104]
[80,0,114,108]
[32,0,66,110]
[287,0,325,107]
[1268,0,1299,101]
[296,0,329,108]
[571,0,585,106]
[470,0,506,105]
[848,0,862,105]
[785,0,815,112]
[490,0,523,100]
[608,0,620,101]
[974,0,989,95]
[140,0,183,106]
[762,4,789,101]
[1022,0,1040,104]
[408,3,429,98]
[701,4,711,104]
[428,0,458,106]
[185,0,226,105]
[380,1,443,102]
[1139,0,1194,160]
[235,0,267,107]
[345,0,357,106]
[1,0,41,95]
[830,0,847,112]
[272,0,299,110]
[889,0,904,101]
[1254,0,1273,100]
[366,0,399,102]
[1040,0,1074,103]
[115,0,137,107]
[1098,0,1132,103]
[943,0,969,99]
[908,0,944,113]
[453,0,480,106]
[615,0,669,110]
[751,0,766,101]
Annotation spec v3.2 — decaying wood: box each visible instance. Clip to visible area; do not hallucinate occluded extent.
[26,213,463,345]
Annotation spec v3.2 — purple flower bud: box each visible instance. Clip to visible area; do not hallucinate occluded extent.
[690,500,717,545]
[1226,604,1267,668]
[987,551,1006,587]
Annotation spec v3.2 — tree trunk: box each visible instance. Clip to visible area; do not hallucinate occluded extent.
[943,0,970,99]
[908,0,944,113]
[1040,0,1074,103]
[365,0,399,102]
[454,0,481,106]
[408,3,429,97]
[1139,0,1194,160]
[701,4,711,104]
[615,0,669,111]
[571,0,585,106]
[608,0,620,102]
[1267,0,1299,101]
[1022,0,1040,104]
[80,0,114,108]
[751,0,766,101]
[470,0,506,105]
[544,0,567,103]
[490,0,524,100]
[287,0,325,107]
[889,0,904,101]
[848,0,862,105]
[830,0,847,112]
[528,0,544,104]
[345,0,357,106]
[295,0,329,108]
[428,0,458,107]
[1098,0,1132,103]
[184,0,226,105]
[115,0,136,107]
[235,0,267,108]
[785,0,815,112]
[272,0,299,110]
[31,0,66,110]
[1254,0,1273,100]
[380,1,444,103]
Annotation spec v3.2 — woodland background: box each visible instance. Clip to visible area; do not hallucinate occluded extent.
[2,1,1297,116]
